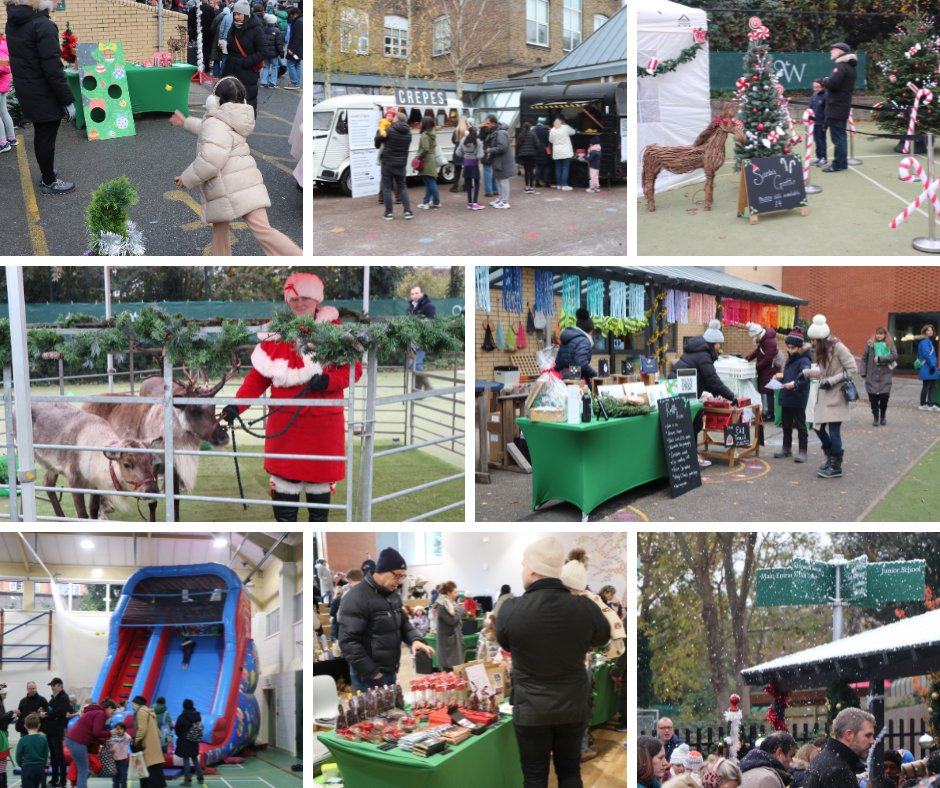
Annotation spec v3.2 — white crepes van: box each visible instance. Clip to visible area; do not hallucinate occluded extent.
[313,90,470,196]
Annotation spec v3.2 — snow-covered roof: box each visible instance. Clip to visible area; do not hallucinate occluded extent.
[742,608,940,689]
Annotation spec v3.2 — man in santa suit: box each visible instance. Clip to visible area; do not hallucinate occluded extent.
[222,272,362,521]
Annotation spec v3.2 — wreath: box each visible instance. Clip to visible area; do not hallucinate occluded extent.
[638,30,707,78]
[764,680,790,731]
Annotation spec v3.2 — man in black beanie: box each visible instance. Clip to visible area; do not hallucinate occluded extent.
[338,547,435,692]
[555,307,598,381]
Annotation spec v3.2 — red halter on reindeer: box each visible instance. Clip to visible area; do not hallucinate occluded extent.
[642,101,745,212]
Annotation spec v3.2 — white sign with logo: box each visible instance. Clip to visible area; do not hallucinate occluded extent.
[347,108,381,198]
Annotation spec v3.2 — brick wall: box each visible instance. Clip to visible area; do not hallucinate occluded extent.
[324,533,377,576]
[782,267,940,355]
[25,2,189,65]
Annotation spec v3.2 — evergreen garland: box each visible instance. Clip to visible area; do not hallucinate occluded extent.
[593,395,652,419]
[926,674,940,738]
[825,680,860,723]
[637,31,707,79]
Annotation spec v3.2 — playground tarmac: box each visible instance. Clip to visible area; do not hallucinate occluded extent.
[314,180,627,256]
[476,378,940,523]
[3,82,302,256]
[637,121,940,257]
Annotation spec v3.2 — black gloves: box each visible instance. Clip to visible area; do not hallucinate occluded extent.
[731,398,739,408]
[221,404,239,424]
[819,380,832,390]
[306,374,330,392]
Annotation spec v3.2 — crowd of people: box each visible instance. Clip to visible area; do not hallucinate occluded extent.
[373,112,604,219]
[314,540,627,787]
[0,677,207,788]
[670,314,939,476]
[639,708,940,788]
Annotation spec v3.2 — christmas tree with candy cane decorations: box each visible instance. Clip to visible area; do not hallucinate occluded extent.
[733,17,801,171]
[874,16,940,139]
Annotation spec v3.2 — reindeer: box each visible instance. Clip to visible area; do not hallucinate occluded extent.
[25,403,161,520]
[82,359,239,521]
[642,101,745,212]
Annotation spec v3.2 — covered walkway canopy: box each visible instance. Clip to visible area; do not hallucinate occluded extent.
[741,608,940,777]
[543,5,628,83]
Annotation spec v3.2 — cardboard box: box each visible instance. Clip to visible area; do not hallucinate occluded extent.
[454,659,510,701]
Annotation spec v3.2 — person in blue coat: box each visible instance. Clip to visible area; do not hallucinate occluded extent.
[554,308,597,381]
[773,326,813,462]
[917,323,939,411]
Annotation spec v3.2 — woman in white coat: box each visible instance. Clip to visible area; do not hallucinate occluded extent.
[169,76,302,256]
[549,117,577,191]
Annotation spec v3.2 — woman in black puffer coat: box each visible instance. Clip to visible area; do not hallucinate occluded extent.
[174,699,204,785]
[555,308,597,381]
[223,0,264,114]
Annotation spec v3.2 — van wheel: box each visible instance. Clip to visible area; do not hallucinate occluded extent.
[340,169,352,197]
[437,162,456,184]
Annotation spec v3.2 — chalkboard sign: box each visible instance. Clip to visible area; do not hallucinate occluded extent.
[738,154,808,221]
[723,423,751,447]
[658,396,702,499]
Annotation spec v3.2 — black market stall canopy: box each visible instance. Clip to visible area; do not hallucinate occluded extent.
[741,607,940,691]
[486,266,808,307]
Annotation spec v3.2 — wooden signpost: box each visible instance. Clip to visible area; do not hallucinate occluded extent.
[738,154,808,224]
[658,396,702,499]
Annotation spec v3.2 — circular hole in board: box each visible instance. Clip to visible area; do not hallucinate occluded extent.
[89,107,107,124]
[108,84,123,100]
[82,75,97,91]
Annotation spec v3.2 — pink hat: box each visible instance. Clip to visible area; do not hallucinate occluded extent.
[284,273,324,303]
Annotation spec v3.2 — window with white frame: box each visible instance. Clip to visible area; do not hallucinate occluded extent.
[563,0,582,50]
[433,15,451,56]
[384,15,409,59]
[0,579,23,610]
[266,607,280,638]
[526,0,549,46]
[340,9,369,55]
[376,533,443,566]
[293,591,303,624]
[33,580,122,612]
[594,13,608,32]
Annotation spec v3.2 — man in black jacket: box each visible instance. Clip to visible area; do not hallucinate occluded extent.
[5,0,77,194]
[497,537,609,788]
[804,708,874,788]
[821,42,857,173]
[407,286,436,390]
[740,732,797,788]
[375,111,414,220]
[223,0,264,114]
[42,677,70,788]
[15,680,47,735]
[338,548,434,692]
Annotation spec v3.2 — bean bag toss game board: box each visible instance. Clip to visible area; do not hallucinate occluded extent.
[76,42,136,141]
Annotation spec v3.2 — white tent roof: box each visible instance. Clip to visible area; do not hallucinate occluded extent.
[636,0,711,195]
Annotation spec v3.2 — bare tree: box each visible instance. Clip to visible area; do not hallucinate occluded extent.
[434,0,501,100]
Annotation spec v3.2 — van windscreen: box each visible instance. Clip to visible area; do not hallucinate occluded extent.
[313,112,334,132]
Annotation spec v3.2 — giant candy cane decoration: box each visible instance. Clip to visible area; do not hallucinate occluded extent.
[802,109,815,185]
[904,82,934,154]
[890,157,940,228]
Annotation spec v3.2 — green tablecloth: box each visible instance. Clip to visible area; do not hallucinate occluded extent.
[65,64,197,130]
[518,403,703,517]
[423,633,478,668]
[320,717,523,788]
[590,660,620,726]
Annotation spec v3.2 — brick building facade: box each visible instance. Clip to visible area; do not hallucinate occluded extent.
[781,267,940,361]
[332,0,623,84]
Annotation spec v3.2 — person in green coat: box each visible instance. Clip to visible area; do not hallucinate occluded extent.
[417,117,441,210]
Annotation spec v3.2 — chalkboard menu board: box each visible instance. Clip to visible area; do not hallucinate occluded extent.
[738,154,808,220]
[658,396,702,499]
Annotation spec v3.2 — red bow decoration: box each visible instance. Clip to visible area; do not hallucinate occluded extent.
[692,27,707,44]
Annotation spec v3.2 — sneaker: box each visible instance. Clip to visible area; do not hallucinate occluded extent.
[698,455,712,468]
[417,203,429,210]
[283,84,300,90]
[814,158,828,167]
[581,748,598,763]
[8,137,17,146]
[403,211,414,220]
[919,404,932,411]
[383,212,393,221]
[0,141,10,154]
[795,451,808,463]
[494,202,510,209]
[489,199,501,207]
[561,185,573,191]
[429,202,441,209]
[932,405,940,412]
[773,449,792,459]
[471,203,486,210]
[466,203,475,209]
[41,178,75,195]
[585,187,594,193]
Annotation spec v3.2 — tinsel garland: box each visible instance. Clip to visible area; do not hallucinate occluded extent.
[502,267,523,314]
[196,1,204,73]
[61,22,77,64]
[561,274,581,315]
[586,277,605,318]
[764,680,789,731]
[637,33,707,78]
[0,308,464,375]
[475,267,491,312]
[533,268,555,316]
[645,292,669,368]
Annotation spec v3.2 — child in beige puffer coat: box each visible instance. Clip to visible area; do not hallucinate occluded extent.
[170,76,301,256]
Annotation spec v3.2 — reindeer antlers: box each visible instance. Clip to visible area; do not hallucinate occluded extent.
[177,353,242,398]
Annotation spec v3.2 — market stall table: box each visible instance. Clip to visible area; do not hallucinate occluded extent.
[518,403,703,520]
[65,64,197,130]
[320,716,523,788]
[590,659,620,726]
[422,632,478,669]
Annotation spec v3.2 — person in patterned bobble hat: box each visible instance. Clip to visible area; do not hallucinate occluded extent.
[222,272,362,521]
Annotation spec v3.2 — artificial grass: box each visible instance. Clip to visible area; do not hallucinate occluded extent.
[864,437,940,522]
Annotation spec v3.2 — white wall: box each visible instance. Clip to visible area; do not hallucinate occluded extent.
[405,532,628,605]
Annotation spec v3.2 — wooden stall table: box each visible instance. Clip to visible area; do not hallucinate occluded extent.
[699,402,762,467]
[517,403,702,521]
[65,63,197,130]
[320,716,523,788]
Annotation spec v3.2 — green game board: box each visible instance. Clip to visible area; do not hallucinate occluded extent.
[76,41,136,141]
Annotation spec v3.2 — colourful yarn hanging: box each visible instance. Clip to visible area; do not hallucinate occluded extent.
[534,268,555,316]
[502,267,522,314]
[587,277,605,317]
[610,281,627,320]
[562,274,581,315]
[475,266,491,312]
[629,283,646,319]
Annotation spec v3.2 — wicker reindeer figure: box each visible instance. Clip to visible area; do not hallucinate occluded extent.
[642,102,745,212]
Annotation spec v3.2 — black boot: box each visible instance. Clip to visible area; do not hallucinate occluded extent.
[880,412,887,426]
[272,491,300,522]
[818,452,843,478]
[306,492,332,523]
[795,439,808,463]
[773,445,792,459]
[818,448,832,472]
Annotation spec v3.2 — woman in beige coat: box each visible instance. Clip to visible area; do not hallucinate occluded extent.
[169,76,301,256]
[804,314,858,479]
[131,695,166,788]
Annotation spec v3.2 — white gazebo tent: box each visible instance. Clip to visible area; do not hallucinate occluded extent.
[636,0,711,194]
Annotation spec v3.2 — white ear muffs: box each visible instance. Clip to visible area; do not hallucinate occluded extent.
[205,94,221,111]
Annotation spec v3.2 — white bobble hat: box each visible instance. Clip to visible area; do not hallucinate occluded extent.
[807,314,831,340]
